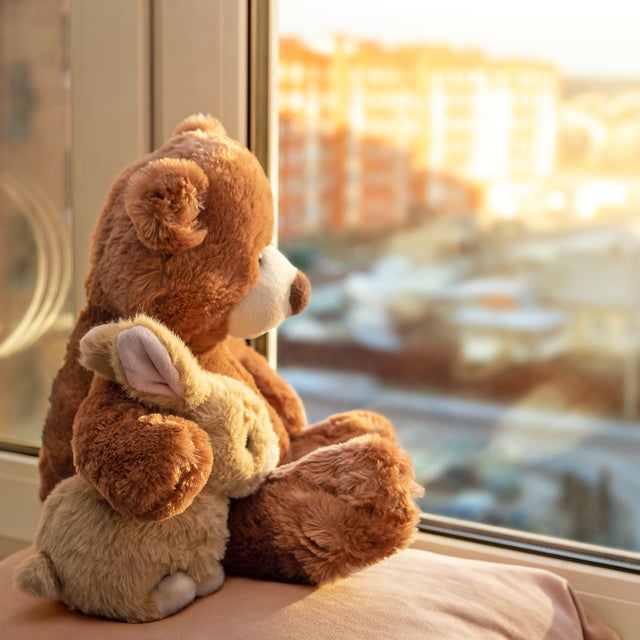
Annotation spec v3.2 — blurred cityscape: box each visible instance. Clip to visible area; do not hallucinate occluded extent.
[277,36,640,552]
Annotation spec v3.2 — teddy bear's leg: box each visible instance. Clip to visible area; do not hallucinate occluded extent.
[289,410,397,461]
[224,434,423,585]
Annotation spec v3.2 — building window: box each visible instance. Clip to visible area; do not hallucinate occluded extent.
[277,1,640,559]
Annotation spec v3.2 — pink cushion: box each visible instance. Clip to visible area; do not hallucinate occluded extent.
[0,546,616,640]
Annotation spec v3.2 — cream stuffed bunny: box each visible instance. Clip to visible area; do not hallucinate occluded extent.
[14,314,280,622]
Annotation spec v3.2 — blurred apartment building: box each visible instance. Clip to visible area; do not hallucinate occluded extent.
[278,36,560,241]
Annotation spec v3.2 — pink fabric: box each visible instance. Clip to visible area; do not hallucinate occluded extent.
[0,546,617,640]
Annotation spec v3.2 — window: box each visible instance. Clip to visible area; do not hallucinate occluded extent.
[0,0,72,452]
[0,2,638,632]
[276,0,640,563]
[0,0,248,458]
[0,0,153,455]
[2,0,638,570]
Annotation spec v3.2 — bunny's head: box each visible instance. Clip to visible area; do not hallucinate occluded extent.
[79,314,280,497]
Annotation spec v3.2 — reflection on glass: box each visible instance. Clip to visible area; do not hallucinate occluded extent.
[0,0,73,449]
[277,2,640,553]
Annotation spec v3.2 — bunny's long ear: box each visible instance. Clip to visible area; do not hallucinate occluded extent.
[116,326,184,399]
[79,315,210,411]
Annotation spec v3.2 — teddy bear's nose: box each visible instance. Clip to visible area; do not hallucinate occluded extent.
[289,271,310,316]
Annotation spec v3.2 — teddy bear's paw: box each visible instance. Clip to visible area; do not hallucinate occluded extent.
[289,434,420,505]
[105,415,214,521]
[289,410,397,460]
[152,571,197,618]
[270,435,423,584]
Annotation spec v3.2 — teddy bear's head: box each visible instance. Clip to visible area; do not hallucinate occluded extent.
[85,114,309,354]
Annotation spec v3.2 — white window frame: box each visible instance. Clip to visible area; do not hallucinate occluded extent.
[1,2,638,636]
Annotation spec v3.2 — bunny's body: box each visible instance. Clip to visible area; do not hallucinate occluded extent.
[15,315,280,622]
[25,479,229,622]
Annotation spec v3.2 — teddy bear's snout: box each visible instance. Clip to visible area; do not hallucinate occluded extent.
[289,271,310,316]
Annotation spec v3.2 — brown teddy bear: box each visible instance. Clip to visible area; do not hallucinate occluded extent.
[38,114,422,585]
[18,314,281,622]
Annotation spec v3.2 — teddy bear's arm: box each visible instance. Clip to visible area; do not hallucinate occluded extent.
[72,377,213,521]
[226,337,307,436]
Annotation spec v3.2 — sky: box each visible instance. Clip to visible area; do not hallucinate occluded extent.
[278,0,640,79]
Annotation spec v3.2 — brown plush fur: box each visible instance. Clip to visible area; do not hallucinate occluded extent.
[38,114,422,585]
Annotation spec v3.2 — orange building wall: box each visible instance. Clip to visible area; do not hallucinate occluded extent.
[278,37,560,242]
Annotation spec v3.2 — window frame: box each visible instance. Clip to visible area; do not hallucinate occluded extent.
[1,1,638,634]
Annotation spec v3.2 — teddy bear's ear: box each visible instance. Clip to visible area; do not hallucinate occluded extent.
[124,158,209,253]
[79,315,211,411]
[173,113,227,137]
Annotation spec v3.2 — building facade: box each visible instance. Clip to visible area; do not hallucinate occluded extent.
[278,37,560,242]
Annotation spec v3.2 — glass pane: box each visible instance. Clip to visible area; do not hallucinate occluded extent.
[0,0,73,449]
[277,1,640,554]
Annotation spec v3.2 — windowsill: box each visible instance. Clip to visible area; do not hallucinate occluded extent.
[419,514,640,574]
[0,450,40,543]
[1,449,637,636]
[0,536,29,560]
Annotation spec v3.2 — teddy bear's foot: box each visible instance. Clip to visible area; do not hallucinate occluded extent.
[152,571,197,618]
[225,434,423,585]
[289,410,397,461]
